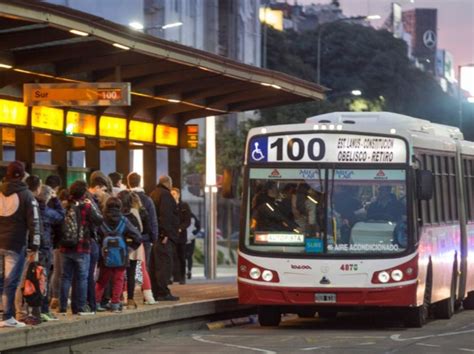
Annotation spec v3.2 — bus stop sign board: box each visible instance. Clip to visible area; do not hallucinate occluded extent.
[23,83,131,106]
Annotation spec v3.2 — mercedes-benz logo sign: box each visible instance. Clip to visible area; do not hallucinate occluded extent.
[423,30,437,49]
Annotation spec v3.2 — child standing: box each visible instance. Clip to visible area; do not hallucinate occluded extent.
[95,197,141,312]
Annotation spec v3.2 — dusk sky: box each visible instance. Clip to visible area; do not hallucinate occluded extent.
[299,0,474,72]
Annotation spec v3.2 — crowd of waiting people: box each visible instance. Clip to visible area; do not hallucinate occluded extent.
[0,160,200,328]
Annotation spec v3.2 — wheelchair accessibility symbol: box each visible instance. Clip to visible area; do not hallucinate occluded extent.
[251,142,265,161]
[250,137,268,162]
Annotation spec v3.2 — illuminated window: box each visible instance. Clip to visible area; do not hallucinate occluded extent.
[156,124,178,146]
[129,120,154,143]
[31,106,64,131]
[0,99,28,126]
[99,116,127,139]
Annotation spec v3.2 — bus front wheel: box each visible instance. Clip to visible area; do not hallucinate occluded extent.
[258,306,281,327]
[405,267,431,328]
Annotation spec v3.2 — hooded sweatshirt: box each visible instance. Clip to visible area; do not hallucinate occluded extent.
[98,205,142,255]
[0,179,41,252]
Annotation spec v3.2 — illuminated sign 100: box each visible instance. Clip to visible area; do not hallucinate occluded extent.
[270,137,326,161]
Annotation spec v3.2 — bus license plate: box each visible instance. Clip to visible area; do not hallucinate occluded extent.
[315,293,336,303]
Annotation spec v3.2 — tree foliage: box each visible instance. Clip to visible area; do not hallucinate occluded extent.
[263,23,458,126]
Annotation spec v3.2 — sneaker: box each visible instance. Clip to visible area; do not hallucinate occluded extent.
[0,317,26,328]
[78,305,95,316]
[156,294,180,301]
[110,303,122,313]
[143,289,156,305]
[41,312,59,322]
[22,315,42,326]
[187,272,192,280]
[96,303,107,312]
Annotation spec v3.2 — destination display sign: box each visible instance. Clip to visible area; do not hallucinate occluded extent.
[24,83,131,107]
[248,134,407,164]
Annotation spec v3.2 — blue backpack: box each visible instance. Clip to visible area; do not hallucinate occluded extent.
[100,217,127,268]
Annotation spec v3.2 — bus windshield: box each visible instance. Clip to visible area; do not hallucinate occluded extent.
[245,167,408,256]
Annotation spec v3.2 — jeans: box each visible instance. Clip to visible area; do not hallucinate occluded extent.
[39,249,53,313]
[50,249,62,299]
[143,242,152,272]
[0,248,26,320]
[60,252,90,313]
[87,239,99,311]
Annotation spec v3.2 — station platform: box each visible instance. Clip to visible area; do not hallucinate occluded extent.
[0,267,244,353]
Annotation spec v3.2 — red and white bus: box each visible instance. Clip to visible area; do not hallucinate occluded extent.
[238,112,474,327]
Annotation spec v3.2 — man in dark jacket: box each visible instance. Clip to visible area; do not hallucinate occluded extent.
[127,172,158,269]
[0,161,41,328]
[149,175,179,301]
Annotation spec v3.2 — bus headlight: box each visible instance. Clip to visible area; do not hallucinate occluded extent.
[391,269,403,282]
[261,270,273,282]
[249,267,261,280]
[378,271,390,283]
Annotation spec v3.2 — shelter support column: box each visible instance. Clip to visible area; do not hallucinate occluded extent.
[51,134,68,187]
[85,137,100,178]
[143,144,157,194]
[15,128,35,174]
[204,115,217,280]
[0,128,3,161]
[168,148,181,188]
[116,141,130,178]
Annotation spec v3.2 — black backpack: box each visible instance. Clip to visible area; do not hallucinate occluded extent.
[60,202,83,247]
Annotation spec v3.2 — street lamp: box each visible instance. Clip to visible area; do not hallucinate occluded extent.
[129,21,183,33]
[327,89,363,100]
[458,64,474,130]
[316,15,380,85]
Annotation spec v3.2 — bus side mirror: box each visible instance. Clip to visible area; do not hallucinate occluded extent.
[416,170,433,200]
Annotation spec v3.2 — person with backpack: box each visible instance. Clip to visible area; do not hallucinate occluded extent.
[116,190,145,309]
[14,175,43,325]
[59,180,103,315]
[83,174,110,313]
[127,172,158,270]
[95,197,141,313]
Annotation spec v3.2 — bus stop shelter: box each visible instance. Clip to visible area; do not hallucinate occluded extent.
[0,0,325,192]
